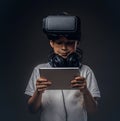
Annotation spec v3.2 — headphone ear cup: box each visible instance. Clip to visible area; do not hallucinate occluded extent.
[48,53,56,67]
[54,54,66,67]
[66,52,81,67]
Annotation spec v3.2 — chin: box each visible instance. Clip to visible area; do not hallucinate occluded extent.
[61,55,68,59]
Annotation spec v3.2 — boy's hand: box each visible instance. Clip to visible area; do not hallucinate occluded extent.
[71,76,88,94]
[36,77,52,93]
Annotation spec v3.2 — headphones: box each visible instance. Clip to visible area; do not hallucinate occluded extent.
[48,48,83,67]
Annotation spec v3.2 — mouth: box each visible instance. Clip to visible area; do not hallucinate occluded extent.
[61,53,68,56]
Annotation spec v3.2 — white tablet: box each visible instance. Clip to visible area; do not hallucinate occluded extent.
[39,67,80,89]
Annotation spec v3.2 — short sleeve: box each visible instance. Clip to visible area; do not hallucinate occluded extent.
[86,69,101,98]
[24,67,40,96]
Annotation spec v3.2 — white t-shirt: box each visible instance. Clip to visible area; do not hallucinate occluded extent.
[25,63,101,121]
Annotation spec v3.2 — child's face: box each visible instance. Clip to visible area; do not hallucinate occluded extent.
[50,36,78,59]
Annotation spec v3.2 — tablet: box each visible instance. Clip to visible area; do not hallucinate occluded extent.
[39,67,80,89]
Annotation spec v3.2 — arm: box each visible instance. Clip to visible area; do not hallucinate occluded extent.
[71,76,99,113]
[27,90,42,113]
[27,77,51,113]
[82,89,98,113]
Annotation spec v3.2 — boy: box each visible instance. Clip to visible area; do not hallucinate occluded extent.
[25,13,100,121]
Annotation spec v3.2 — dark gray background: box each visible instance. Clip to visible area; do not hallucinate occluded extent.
[1,0,120,121]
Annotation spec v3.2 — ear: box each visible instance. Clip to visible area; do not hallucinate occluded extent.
[50,40,54,48]
[76,41,80,47]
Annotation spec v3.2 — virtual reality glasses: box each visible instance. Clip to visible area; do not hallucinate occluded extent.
[42,15,81,41]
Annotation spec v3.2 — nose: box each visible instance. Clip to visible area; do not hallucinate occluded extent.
[61,43,68,50]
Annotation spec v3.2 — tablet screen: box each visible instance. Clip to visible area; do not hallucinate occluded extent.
[39,67,80,89]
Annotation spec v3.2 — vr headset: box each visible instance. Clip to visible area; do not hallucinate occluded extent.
[42,15,81,41]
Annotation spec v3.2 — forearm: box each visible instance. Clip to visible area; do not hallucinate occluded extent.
[28,90,42,113]
[83,89,98,113]
[71,76,99,113]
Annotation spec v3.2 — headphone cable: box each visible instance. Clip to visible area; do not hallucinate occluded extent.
[61,90,68,121]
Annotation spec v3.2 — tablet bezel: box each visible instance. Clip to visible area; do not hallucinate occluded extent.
[39,67,80,89]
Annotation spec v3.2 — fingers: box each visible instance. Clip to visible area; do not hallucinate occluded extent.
[71,76,85,84]
[75,76,85,81]
[36,77,52,93]
[71,76,87,90]
[36,78,51,85]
